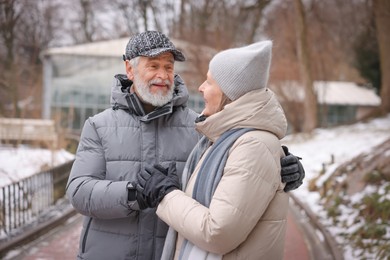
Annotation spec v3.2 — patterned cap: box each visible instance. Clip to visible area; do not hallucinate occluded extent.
[123,31,185,62]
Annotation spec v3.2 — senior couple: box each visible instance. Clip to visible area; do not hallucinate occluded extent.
[66,31,305,260]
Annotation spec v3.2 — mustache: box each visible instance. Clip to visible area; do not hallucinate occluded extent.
[148,79,172,86]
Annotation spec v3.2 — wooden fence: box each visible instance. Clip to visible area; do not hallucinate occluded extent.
[0,118,58,148]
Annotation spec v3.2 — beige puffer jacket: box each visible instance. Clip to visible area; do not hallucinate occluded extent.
[157,88,289,260]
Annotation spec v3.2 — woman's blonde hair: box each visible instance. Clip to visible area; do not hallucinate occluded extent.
[217,93,232,112]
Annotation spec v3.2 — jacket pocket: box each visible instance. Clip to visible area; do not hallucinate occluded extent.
[81,217,93,253]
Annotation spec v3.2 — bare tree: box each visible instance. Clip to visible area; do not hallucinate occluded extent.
[170,0,216,46]
[0,0,62,118]
[79,0,94,42]
[373,0,390,113]
[171,0,271,50]
[63,0,111,44]
[177,0,187,37]
[0,0,22,117]
[293,0,317,132]
[116,0,140,35]
[109,0,170,36]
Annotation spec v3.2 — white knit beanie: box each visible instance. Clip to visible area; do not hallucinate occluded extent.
[209,40,272,101]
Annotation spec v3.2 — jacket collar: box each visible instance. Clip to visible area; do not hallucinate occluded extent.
[195,88,287,142]
[125,92,173,122]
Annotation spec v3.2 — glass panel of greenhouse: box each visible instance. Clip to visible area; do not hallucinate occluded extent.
[50,55,122,130]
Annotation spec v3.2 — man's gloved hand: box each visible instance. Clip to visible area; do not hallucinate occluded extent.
[136,162,180,208]
[280,145,305,192]
[127,182,152,210]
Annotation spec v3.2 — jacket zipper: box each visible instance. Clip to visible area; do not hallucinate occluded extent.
[152,119,158,259]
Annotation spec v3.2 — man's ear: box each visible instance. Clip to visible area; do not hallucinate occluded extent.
[125,61,134,80]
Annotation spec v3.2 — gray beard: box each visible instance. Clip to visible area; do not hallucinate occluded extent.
[133,75,174,107]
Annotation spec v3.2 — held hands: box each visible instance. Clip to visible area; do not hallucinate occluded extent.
[136,162,180,208]
[280,145,305,192]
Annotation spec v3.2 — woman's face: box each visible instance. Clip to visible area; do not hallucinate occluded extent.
[198,71,224,117]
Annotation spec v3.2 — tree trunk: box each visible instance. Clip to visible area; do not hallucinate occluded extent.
[140,0,148,31]
[79,0,93,42]
[178,0,186,37]
[294,0,317,132]
[373,0,390,113]
[0,0,20,117]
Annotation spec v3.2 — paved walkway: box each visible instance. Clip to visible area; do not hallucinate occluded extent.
[5,209,311,260]
[284,209,311,260]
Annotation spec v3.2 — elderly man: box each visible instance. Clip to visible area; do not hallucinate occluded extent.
[66,31,304,260]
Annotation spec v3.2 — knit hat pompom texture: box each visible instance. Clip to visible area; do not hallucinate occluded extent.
[209,40,272,101]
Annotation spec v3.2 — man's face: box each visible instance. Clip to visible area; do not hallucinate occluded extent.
[126,52,175,107]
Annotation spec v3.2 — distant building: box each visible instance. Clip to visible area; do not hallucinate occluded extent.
[315,81,381,127]
[41,37,214,131]
[274,81,381,127]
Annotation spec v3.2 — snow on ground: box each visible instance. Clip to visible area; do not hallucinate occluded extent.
[282,114,390,259]
[0,146,75,187]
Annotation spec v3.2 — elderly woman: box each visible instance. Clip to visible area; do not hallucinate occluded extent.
[137,41,290,260]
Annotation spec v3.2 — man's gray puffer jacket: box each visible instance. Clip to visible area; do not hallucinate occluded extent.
[66,74,200,260]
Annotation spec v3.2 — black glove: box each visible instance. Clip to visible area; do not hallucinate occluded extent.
[136,162,180,208]
[280,145,305,192]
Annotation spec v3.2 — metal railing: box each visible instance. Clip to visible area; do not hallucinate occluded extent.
[0,160,74,240]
